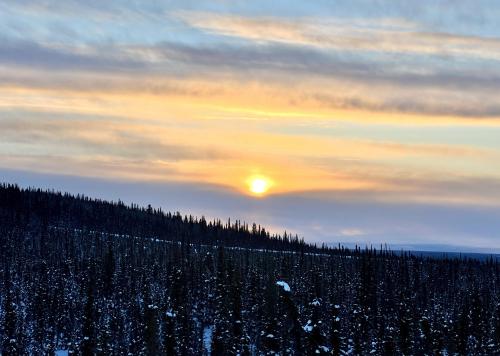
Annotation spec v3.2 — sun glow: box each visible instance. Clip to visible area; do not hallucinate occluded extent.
[248,176,271,196]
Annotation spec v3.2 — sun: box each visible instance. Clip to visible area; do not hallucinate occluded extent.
[248,176,271,196]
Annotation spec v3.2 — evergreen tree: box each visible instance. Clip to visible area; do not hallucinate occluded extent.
[163,310,177,355]
[81,265,97,356]
[330,304,342,356]
[489,302,500,354]
[305,298,327,355]
[1,275,18,356]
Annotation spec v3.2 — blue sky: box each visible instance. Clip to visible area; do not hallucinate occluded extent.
[1,1,500,252]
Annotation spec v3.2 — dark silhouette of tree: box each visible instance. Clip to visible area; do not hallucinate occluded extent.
[82,265,97,356]
[330,304,342,356]
[1,272,18,356]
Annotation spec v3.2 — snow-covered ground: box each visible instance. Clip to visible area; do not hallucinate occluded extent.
[51,226,332,258]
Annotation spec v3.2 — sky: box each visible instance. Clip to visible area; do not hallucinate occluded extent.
[1,0,500,253]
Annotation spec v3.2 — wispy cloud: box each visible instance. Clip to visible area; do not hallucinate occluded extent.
[177,11,500,61]
[3,37,500,120]
[0,115,231,162]
[0,38,146,71]
[339,228,366,237]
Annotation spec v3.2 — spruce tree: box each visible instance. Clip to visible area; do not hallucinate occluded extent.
[1,277,18,356]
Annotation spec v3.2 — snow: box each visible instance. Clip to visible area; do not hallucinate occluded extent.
[55,351,69,356]
[303,320,313,332]
[203,325,213,355]
[311,299,321,306]
[166,310,176,318]
[276,281,291,292]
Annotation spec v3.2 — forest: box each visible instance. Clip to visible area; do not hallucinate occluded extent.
[0,183,499,355]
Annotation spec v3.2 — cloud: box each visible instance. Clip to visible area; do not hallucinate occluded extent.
[339,228,366,237]
[177,11,500,61]
[4,26,500,121]
[311,91,500,119]
[0,115,230,162]
[0,0,158,21]
[4,39,500,120]
[289,175,500,209]
[0,38,146,72]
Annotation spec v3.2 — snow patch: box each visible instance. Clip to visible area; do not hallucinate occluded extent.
[303,320,313,332]
[276,281,290,292]
[55,351,69,356]
[311,299,321,306]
